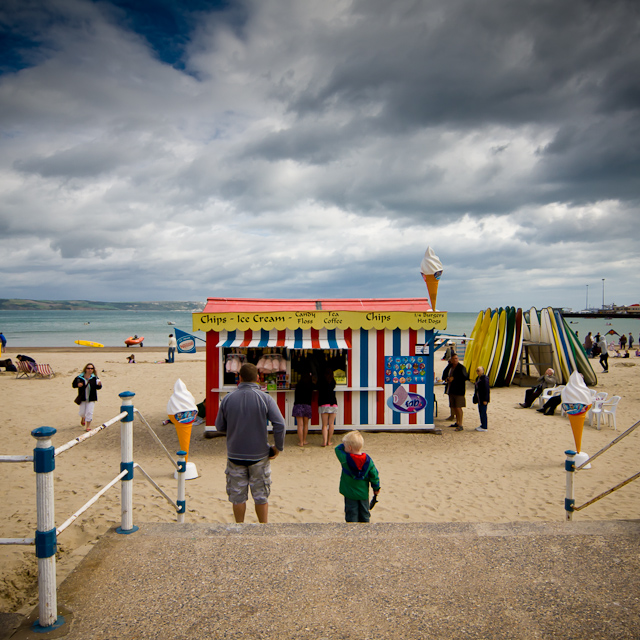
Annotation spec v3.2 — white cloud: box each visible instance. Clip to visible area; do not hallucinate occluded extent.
[0,0,638,310]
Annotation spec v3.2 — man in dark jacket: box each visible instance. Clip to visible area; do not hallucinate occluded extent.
[442,354,469,431]
[215,363,285,523]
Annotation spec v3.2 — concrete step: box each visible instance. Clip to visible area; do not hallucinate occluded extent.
[8,520,640,639]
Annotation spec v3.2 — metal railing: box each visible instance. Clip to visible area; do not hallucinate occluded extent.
[0,391,190,632]
[564,419,640,521]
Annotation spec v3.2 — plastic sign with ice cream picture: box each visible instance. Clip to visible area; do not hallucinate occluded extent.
[167,378,199,479]
[561,371,593,469]
[420,246,443,311]
[386,384,427,413]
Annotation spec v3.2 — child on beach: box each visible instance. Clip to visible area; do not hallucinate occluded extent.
[335,431,381,523]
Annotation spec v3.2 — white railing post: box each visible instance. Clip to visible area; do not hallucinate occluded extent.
[176,450,187,523]
[565,449,576,521]
[32,427,64,631]
[117,391,138,535]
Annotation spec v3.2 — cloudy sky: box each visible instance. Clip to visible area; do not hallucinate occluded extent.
[0,0,638,311]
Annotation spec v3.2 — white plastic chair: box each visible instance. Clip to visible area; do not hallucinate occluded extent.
[590,396,620,430]
[538,385,564,409]
[587,392,608,425]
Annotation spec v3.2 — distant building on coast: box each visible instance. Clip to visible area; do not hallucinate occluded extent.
[563,303,640,318]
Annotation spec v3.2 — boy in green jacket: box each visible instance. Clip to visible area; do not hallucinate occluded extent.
[335,430,381,522]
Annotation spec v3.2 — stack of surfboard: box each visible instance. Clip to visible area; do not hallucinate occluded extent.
[522,306,597,386]
[463,306,597,387]
[463,307,525,387]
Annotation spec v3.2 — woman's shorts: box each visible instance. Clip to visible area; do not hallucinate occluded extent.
[292,403,312,418]
[448,395,466,409]
[319,404,338,414]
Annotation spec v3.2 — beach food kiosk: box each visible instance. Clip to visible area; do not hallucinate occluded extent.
[192,298,447,434]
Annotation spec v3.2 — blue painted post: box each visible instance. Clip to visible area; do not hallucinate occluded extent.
[117,392,138,535]
[32,427,64,630]
[565,449,576,521]
[425,329,435,426]
[176,450,187,524]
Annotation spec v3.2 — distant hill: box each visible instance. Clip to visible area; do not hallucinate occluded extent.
[0,299,205,312]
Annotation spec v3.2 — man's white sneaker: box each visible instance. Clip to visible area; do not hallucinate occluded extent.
[475,426,487,432]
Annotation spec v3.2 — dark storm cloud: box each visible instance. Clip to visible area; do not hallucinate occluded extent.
[0,0,638,309]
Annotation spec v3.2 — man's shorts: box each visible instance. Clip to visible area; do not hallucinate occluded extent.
[449,395,466,408]
[225,457,271,505]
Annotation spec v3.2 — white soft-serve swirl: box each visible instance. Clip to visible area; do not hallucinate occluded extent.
[167,378,197,415]
[561,371,591,407]
[420,246,443,276]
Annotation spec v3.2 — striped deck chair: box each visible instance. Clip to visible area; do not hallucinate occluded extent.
[34,364,55,379]
[16,361,34,378]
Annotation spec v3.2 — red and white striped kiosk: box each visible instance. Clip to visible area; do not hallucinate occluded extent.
[192,298,447,433]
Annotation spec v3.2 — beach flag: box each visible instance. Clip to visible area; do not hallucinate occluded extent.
[175,328,198,353]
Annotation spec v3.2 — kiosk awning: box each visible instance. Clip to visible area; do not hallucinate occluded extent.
[217,329,351,349]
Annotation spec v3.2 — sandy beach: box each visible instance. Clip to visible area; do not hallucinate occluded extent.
[1,346,639,614]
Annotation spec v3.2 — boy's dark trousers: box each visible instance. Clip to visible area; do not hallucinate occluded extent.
[344,498,370,522]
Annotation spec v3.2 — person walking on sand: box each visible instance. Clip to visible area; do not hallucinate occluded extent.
[620,333,627,350]
[597,334,609,372]
[318,367,338,447]
[629,333,634,350]
[72,363,102,431]
[168,334,177,363]
[215,363,285,524]
[473,366,490,432]
[442,353,469,431]
[335,430,381,523]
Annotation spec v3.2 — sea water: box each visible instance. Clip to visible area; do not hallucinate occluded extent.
[0,309,480,348]
[1,309,636,349]
[0,309,198,348]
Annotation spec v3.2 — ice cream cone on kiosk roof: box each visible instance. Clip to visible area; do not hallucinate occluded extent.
[420,246,443,311]
[561,371,592,453]
[167,378,198,461]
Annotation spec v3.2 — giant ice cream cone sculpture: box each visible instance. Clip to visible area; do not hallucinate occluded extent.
[561,371,592,453]
[167,379,198,462]
[420,246,443,311]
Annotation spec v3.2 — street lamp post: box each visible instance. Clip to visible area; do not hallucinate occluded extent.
[586,284,589,310]
[602,279,605,310]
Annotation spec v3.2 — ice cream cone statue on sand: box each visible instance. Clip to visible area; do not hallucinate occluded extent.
[420,246,443,311]
[561,371,593,469]
[167,378,199,479]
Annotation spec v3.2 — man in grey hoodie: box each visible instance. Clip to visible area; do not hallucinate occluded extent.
[597,335,609,372]
[215,363,285,523]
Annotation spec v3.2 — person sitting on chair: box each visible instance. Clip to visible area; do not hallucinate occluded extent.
[537,394,562,415]
[519,368,556,408]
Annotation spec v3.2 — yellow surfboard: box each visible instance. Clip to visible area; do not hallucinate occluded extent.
[463,310,484,371]
[488,308,507,386]
[74,340,104,348]
[468,308,492,379]
[477,311,499,379]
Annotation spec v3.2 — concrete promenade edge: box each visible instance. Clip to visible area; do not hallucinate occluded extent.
[6,520,640,640]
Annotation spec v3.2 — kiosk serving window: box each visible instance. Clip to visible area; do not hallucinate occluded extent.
[222,346,348,388]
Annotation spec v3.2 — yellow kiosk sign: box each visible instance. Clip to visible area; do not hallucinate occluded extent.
[193,310,447,332]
